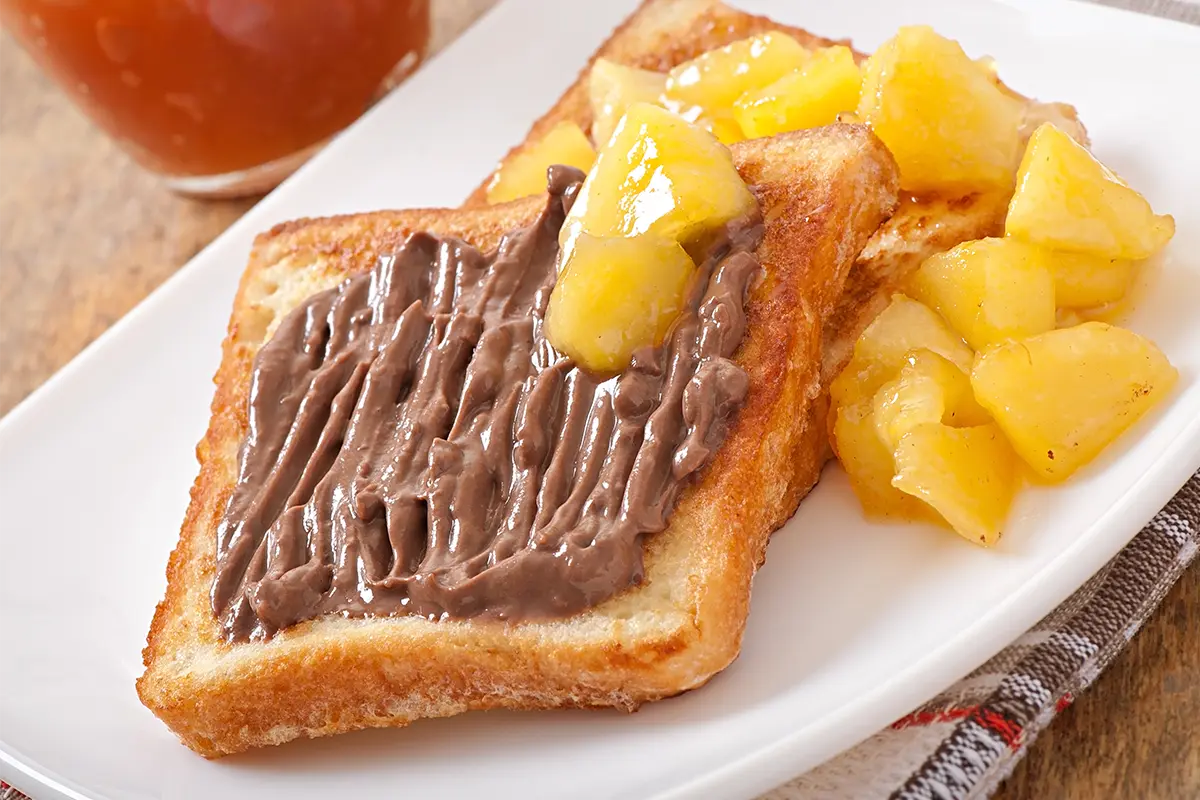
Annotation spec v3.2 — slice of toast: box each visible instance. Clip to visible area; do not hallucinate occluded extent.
[462,0,1088,395]
[138,124,900,756]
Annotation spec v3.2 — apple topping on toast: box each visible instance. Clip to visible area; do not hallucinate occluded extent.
[734,45,861,139]
[485,24,1077,206]
[857,26,1024,193]
[588,59,667,148]
[547,103,759,373]
[485,120,596,203]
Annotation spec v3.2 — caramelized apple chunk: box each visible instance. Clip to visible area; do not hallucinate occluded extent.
[830,297,975,520]
[1049,251,1136,308]
[835,346,995,525]
[486,122,596,204]
[857,26,1023,192]
[830,294,974,410]
[833,398,934,520]
[908,237,1056,350]
[1006,123,1175,260]
[970,322,1177,481]
[588,59,667,148]
[663,31,810,115]
[546,105,757,374]
[873,349,990,450]
[563,102,756,245]
[734,46,862,138]
[892,422,1018,546]
[545,233,695,374]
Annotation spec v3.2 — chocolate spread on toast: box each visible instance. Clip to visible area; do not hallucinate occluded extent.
[212,166,763,641]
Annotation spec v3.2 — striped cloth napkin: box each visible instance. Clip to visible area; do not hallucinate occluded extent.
[3,3,1196,800]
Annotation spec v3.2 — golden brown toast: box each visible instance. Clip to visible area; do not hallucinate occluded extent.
[463,0,1087,396]
[138,124,900,756]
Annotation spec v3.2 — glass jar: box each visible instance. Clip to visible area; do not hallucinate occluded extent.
[1,0,432,197]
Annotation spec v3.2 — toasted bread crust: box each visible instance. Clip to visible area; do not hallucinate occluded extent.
[138,126,900,756]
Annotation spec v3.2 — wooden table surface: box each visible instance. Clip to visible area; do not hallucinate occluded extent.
[0,1,1195,798]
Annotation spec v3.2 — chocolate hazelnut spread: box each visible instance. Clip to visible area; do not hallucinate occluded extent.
[212,166,764,642]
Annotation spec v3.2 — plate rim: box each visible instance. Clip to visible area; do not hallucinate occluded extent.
[2,1,1199,799]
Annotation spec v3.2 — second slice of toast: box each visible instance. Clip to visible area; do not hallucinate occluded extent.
[138,124,899,756]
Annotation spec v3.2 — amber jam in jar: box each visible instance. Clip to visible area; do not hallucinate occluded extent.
[1,0,431,195]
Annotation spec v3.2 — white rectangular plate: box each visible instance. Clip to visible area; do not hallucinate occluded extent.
[2,1,1198,798]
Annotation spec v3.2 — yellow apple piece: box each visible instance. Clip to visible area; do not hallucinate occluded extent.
[857,26,1023,193]
[1005,123,1175,260]
[733,46,862,138]
[485,122,596,204]
[830,294,974,410]
[563,102,757,245]
[1049,251,1136,308]
[892,422,1018,546]
[545,232,695,374]
[588,59,668,148]
[970,322,1178,481]
[663,31,810,113]
[908,237,1056,350]
[833,399,934,520]
[873,348,991,450]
